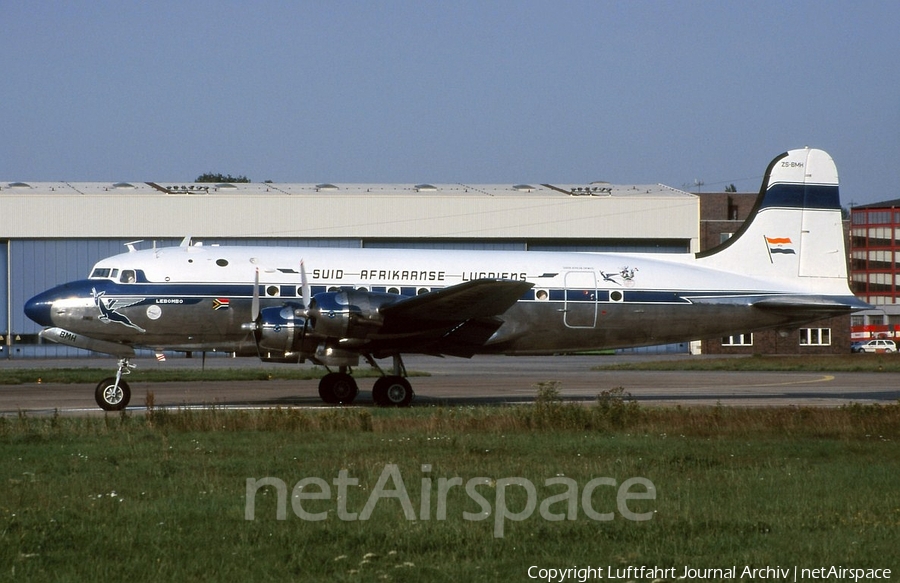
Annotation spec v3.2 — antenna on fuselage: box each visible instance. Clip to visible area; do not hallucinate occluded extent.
[124,240,143,253]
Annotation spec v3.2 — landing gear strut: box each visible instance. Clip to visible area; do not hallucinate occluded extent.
[95,358,135,411]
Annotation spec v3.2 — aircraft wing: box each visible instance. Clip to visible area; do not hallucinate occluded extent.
[373,279,533,356]
[380,279,534,324]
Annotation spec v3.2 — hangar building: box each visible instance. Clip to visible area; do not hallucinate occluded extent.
[1,179,698,357]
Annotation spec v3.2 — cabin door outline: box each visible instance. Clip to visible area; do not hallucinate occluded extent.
[563,271,597,328]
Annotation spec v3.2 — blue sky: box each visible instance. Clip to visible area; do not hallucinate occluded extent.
[3,1,898,204]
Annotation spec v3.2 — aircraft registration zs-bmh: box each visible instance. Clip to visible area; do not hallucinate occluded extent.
[25,148,867,411]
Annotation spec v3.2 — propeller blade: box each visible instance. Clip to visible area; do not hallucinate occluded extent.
[251,267,260,321]
[300,259,311,311]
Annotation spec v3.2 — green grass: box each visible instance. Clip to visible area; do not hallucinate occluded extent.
[2,398,899,581]
[593,354,900,372]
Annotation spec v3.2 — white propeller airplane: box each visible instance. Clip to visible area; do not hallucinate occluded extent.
[25,148,867,411]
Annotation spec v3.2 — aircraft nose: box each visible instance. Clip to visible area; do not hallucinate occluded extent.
[24,290,55,327]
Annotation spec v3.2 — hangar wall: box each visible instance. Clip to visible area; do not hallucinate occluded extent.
[0,181,698,240]
[1,180,699,358]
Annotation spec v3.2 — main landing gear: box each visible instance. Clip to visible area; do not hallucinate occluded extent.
[316,354,414,407]
[89,354,414,411]
[317,370,359,405]
[95,358,135,411]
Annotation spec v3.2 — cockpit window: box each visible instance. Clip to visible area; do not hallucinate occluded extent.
[90,268,123,280]
[120,270,136,283]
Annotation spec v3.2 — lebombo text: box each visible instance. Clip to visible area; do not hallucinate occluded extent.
[245,463,656,537]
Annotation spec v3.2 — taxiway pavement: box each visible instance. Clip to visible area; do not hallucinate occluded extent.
[1,354,896,414]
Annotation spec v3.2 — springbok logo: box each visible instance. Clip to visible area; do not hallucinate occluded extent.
[92,288,146,332]
[600,266,640,286]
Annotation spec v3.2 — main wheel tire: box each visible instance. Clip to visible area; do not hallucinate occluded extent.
[95,378,131,411]
[318,372,358,405]
[372,376,413,407]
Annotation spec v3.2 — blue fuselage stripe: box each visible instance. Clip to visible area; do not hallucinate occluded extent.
[62,279,787,306]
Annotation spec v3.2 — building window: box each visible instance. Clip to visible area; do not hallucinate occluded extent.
[868,211,892,224]
[722,333,753,346]
[800,328,831,346]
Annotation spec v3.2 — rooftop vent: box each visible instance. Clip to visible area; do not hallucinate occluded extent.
[215,183,237,190]
[415,183,437,192]
[113,182,135,189]
[7,182,31,188]
[513,184,535,192]
[316,183,338,191]
[569,185,613,196]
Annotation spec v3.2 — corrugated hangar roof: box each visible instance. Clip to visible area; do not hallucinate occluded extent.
[0,180,685,197]
[0,180,698,243]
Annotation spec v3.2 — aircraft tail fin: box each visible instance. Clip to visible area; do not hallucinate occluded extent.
[697,148,849,290]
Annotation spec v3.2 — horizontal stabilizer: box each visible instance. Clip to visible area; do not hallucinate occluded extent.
[751,295,870,315]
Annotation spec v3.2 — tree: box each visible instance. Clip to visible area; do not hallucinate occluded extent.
[724,184,737,192]
[195,172,250,183]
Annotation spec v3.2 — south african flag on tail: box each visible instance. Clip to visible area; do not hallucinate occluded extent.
[765,236,795,255]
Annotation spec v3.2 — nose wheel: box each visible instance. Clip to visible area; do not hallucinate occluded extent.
[95,358,135,411]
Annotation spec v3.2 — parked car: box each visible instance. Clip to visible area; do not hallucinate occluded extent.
[851,339,897,353]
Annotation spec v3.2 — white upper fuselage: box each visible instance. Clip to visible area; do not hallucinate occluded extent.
[87,242,846,299]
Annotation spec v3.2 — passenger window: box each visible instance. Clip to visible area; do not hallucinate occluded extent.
[120,270,136,284]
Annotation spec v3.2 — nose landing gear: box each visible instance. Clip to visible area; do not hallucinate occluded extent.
[95,358,135,411]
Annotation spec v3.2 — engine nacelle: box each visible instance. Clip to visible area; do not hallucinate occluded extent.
[308,289,400,340]
[256,303,307,355]
[254,290,403,359]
